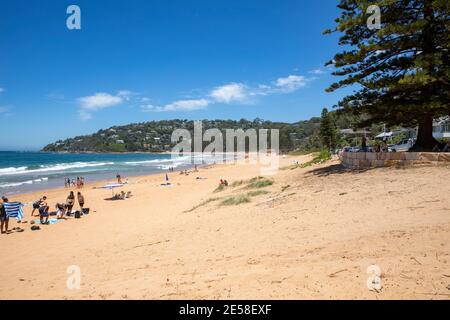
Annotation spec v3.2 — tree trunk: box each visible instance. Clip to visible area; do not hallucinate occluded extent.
[411,115,439,151]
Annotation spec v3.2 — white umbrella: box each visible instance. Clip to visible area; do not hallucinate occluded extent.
[101,183,124,197]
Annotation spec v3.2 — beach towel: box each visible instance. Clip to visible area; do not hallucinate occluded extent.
[34,218,59,225]
[4,202,24,220]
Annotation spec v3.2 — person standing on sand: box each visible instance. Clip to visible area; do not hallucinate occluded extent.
[0,197,10,234]
[66,191,75,215]
[77,192,85,210]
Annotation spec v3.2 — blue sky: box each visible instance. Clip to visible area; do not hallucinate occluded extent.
[0,0,351,150]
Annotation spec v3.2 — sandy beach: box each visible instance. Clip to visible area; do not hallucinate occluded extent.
[0,155,449,300]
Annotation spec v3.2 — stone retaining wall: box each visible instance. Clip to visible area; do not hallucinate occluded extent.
[341,152,450,169]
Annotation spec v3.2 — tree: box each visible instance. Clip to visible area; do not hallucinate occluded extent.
[319,108,337,150]
[325,0,450,150]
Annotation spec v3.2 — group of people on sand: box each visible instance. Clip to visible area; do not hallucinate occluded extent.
[0,190,87,235]
[65,177,85,189]
[219,179,229,186]
[31,191,86,223]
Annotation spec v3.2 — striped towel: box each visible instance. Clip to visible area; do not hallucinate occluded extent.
[4,202,24,220]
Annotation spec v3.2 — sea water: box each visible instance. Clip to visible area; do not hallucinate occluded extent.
[0,151,206,195]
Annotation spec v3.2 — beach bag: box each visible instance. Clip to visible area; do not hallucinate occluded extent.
[82,208,90,215]
[74,211,81,219]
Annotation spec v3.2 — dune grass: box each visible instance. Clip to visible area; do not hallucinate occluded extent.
[185,197,220,212]
[214,184,226,193]
[300,149,331,168]
[245,177,273,189]
[247,190,270,197]
[219,195,251,206]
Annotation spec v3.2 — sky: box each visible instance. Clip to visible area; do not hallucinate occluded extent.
[0,0,353,150]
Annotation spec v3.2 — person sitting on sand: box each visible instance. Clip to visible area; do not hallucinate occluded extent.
[116,174,122,184]
[0,196,10,234]
[55,203,66,219]
[66,191,75,215]
[31,196,46,217]
[77,192,85,210]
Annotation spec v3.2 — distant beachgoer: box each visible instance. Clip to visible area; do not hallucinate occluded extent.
[66,191,75,214]
[77,192,85,210]
[64,178,68,188]
[116,174,122,184]
[0,196,9,234]
[224,180,229,187]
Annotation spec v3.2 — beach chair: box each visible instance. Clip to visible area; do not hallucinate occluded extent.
[4,202,24,220]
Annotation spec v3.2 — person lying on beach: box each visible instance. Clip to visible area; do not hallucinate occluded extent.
[0,196,10,234]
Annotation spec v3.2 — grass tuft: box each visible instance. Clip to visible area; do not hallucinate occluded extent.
[247,190,270,197]
[246,177,273,189]
[185,197,220,212]
[219,195,251,206]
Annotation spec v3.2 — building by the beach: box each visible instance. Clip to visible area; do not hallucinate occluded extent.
[433,117,450,139]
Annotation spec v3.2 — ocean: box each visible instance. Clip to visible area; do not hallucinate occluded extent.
[0,151,209,195]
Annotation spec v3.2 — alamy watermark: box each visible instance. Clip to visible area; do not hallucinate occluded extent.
[367,5,381,30]
[171,121,280,176]
[366,264,382,291]
[66,265,81,290]
[66,5,81,30]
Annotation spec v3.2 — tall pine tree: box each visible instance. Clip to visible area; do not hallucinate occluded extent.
[319,108,337,150]
[325,0,450,150]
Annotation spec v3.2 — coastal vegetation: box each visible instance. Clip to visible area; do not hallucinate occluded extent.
[325,0,450,150]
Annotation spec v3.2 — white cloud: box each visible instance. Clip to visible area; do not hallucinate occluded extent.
[142,99,209,112]
[78,92,123,111]
[77,92,125,120]
[78,110,93,120]
[140,74,313,113]
[275,75,308,92]
[117,90,135,101]
[309,68,326,75]
[210,83,247,104]
[0,87,4,93]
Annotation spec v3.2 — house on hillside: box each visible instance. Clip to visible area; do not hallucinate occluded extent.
[433,117,450,139]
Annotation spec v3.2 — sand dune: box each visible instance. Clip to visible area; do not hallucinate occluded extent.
[0,155,449,300]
